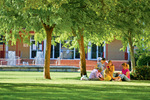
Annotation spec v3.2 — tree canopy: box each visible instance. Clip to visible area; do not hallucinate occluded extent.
[102,0,150,71]
[0,0,149,77]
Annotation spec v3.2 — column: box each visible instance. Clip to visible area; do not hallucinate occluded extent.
[127,44,130,61]
[103,42,106,59]
[44,39,46,58]
[87,42,91,60]
[5,42,8,58]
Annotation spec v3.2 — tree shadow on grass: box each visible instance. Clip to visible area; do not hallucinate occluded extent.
[61,77,81,80]
[0,77,17,79]
[0,83,150,100]
[131,80,150,83]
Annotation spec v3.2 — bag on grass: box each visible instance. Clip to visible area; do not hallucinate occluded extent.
[80,75,88,80]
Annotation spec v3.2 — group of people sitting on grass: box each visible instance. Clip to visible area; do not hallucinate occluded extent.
[88,58,130,81]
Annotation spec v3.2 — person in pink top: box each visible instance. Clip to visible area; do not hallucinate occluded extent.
[122,63,130,79]
[117,63,130,81]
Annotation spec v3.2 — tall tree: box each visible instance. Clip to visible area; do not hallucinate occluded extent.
[54,0,103,76]
[104,0,150,72]
[0,0,68,79]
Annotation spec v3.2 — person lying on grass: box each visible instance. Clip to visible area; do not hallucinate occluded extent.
[89,65,104,81]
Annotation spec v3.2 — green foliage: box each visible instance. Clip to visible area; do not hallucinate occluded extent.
[104,0,150,50]
[136,53,150,66]
[135,48,150,63]
[0,0,69,45]
[131,66,150,80]
[55,0,103,52]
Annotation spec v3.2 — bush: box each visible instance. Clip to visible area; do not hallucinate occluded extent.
[135,49,150,66]
[136,54,150,66]
[131,66,150,80]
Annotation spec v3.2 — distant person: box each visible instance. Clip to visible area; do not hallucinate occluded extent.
[97,58,106,77]
[104,60,115,81]
[89,65,104,81]
[117,63,130,81]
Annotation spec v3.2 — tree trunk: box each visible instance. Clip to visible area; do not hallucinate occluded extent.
[71,27,87,77]
[78,32,87,77]
[128,32,135,72]
[42,23,55,79]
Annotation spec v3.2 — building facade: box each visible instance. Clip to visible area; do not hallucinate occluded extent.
[0,35,129,61]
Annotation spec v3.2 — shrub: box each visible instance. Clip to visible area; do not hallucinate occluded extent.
[131,66,150,80]
[136,54,150,66]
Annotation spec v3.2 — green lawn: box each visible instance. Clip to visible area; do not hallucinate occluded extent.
[0,72,150,100]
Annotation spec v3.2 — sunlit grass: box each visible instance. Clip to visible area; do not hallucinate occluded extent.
[0,72,150,100]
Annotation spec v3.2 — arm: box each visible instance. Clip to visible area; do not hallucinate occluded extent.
[111,65,115,73]
[109,65,115,78]
[99,77,104,81]
[97,72,104,81]
[126,71,130,77]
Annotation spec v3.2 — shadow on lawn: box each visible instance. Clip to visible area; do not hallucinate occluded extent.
[61,77,81,80]
[0,77,17,79]
[0,83,150,100]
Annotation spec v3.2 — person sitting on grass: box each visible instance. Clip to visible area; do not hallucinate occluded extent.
[117,63,130,81]
[97,58,106,77]
[113,73,122,81]
[89,65,104,81]
[104,60,115,81]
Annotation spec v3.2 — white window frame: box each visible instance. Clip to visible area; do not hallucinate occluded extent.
[30,36,44,59]
[90,43,105,60]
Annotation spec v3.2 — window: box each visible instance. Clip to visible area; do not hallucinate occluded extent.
[91,44,97,59]
[0,35,3,44]
[30,36,44,58]
[51,45,53,58]
[54,43,60,58]
[51,43,60,59]
[61,42,74,59]
[91,43,104,59]
[75,49,80,59]
[50,41,82,59]
[98,45,103,57]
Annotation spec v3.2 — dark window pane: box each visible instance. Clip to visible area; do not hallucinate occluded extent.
[31,35,34,40]
[54,43,60,58]
[91,44,97,59]
[75,49,80,58]
[32,51,36,58]
[51,45,53,58]
[98,44,103,57]
[0,35,3,44]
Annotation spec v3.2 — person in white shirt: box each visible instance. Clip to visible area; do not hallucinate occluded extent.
[97,58,106,77]
[89,67,104,81]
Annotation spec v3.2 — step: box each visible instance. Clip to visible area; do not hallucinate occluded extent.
[0,65,79,72]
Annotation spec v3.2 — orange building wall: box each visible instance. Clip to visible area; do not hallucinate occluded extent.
[8,39,30,59]
[107,40,125,60]
[0,45,3,51]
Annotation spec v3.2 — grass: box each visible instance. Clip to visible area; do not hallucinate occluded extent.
[0,71,150,100]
